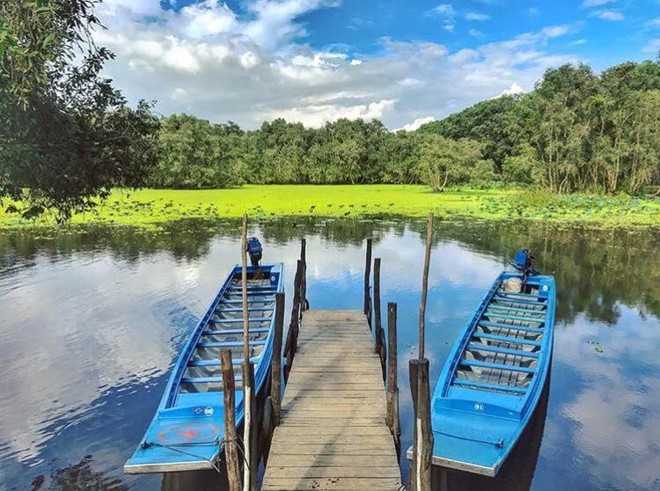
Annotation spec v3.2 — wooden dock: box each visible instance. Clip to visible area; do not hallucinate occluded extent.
[262,310,403,490]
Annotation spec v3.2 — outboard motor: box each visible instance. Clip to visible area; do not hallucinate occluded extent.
[247,237,263,267]
[510,249,539,283]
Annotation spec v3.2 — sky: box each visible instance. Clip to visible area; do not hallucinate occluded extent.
[93,0,660,130]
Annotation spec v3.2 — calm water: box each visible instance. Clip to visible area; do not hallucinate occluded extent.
[0,220,658,491]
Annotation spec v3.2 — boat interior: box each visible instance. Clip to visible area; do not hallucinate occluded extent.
[452,278,548,396]
[179,271,278,394]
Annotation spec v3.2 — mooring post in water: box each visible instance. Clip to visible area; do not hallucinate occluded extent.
[386,302,401,447]
[242,361,257,491]
[373,257,386,379]
[364,238,373,328]
[271,292,285,427]
[418,213,433,360]
[284,259,303,379]
[220,349,241,491]
[409,358,420,491]
[240,215,257,491]
[411,358,432,491]
[300,238,308,311]
[409,213,434,491]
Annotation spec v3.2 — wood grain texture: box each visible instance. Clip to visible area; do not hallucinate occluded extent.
[262,310,402,490]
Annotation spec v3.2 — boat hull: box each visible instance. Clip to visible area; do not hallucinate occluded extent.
[427,270,555,476]
[124,263,284,474]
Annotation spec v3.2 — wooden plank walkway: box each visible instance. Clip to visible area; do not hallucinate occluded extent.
[262,310,402,490]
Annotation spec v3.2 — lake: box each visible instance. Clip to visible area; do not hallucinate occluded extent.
[0,219,658,490]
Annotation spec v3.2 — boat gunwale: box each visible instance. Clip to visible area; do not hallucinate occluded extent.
[438,271,555,412]
[429,268,555,476]
[124,262,284,474]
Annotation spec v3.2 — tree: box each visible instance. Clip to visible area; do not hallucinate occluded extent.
[417,134,483,192]
[419,95,527,174]
[0,1,159,221]
[150,114,241,189]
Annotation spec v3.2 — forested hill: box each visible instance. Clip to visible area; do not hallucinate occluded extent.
[150,59,660,195]
[419,60,660,194]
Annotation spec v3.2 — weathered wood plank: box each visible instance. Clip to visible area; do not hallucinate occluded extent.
[266,466,401,479]
[270,426,391,437]
[267,455,399,468]
[270,435,394,446]
[270,444,396,455]
[263,309,402,490]
[262,478,402,490]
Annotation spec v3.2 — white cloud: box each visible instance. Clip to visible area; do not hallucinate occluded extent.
[492,82,525,98]
[179,0,237,39]
[92,2,582,129]
[468,28,484,37]
[542,25,570,38]
[262,99,397,127]
[429,3,456,33]
[448,48,479,64]
[582,0,615,6]
[243,0,337,51]
[647,17,660,28]
[596,10,624,21]
[642,38,660,53]
[395,116,435,132]
[569,38,587,46]
[431,4,454,16]
[465,12,490,21]
[528,7,540,16]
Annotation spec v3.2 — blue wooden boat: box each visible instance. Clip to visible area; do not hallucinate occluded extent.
[124,258,284,474]
[430,250,555,477]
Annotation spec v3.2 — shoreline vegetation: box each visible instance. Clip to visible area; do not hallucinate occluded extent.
[0,185,658,230]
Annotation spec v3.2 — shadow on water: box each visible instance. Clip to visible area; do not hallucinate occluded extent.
[160,469,227,491]
[431,376,551,491]
[30,455,128,491]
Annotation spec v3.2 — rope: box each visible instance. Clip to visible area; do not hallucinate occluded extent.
[436,430,504,448]
[221,434,253,476]
[140,436,222,473]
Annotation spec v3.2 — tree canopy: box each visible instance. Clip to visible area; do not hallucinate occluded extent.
[147,58,659,195]
[0,0,159,220]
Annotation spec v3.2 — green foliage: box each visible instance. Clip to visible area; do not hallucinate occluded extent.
[0,0,159,221]
[415,135,484,191]
[421,59,660,195]
[419,95,526,173]
[149,115,241,189]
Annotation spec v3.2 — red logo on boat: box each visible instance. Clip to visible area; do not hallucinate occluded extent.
[157,424,220,444]
[178,429,201,440]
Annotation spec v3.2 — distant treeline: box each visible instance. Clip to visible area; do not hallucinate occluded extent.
[149,59,660,194]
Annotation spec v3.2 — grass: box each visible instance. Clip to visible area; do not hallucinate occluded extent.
[0,185,658,229]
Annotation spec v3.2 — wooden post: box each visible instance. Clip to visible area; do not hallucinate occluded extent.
[386,303,401,445]
[418,213,433,359]
[284,259,302,378]
[241,214,250,367]
[271,292,285,427]
[408,359,420,491]
[220,349,241,491]
[373,257,386,379]
[240,215,256,491]
[410,212,434,491]
[364,238,372,328]
[415,359,433,491]
[300,238,308,311]
[242,361,257,491]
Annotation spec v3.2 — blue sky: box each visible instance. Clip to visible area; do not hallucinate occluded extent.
[95,0,659,129]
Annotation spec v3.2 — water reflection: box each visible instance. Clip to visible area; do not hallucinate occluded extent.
[30,455,128,490]
[0,219,657,490]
